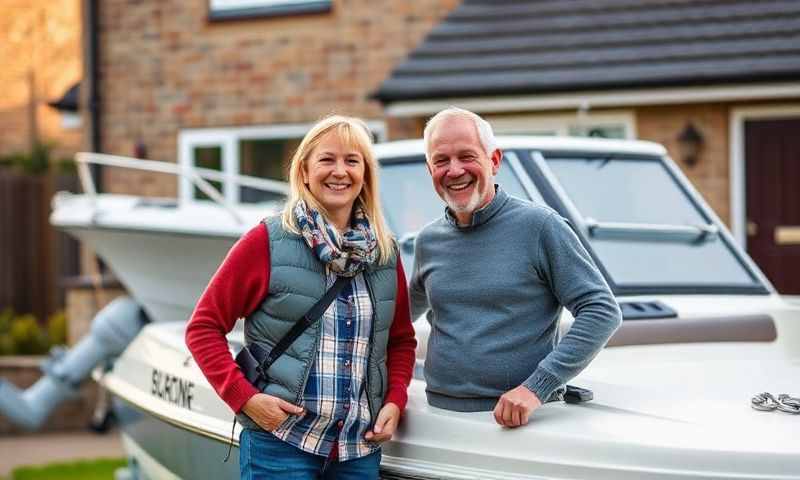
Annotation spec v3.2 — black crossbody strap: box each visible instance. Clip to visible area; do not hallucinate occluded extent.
[260,275,351,371]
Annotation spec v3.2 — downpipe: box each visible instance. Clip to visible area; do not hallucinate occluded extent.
[0,296,147,430]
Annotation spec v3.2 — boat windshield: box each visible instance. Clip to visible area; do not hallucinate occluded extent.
[528,152,766,295]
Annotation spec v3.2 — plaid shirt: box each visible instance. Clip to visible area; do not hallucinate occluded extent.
[272,270,378,460]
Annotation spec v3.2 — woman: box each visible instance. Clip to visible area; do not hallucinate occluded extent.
[186,115,416,479]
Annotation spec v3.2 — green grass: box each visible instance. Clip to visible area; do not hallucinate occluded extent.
[9,458,127,480]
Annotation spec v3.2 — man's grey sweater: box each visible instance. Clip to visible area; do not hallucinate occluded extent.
[410,187,622,412]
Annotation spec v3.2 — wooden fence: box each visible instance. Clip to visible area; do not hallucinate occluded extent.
[0,170,80,323]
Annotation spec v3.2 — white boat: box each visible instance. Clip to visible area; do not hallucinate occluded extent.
[50,138,800,479]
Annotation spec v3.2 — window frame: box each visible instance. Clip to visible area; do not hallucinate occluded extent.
[178,121,386,204]
[486,111,637,139]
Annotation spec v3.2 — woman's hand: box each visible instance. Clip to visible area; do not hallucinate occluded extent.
[241,393,304,432]
[364,402,400,443]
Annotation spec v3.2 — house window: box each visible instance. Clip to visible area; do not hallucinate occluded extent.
[192,145,223,201]
[487,111,636,139]
[60,112,82,130]
[178,122,386,205]
[208,0,331,21]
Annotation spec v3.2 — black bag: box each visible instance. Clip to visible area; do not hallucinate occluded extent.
[234,343,270,392]
[235,275,351,391]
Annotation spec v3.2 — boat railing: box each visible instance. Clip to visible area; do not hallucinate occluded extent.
[74,152,290,224]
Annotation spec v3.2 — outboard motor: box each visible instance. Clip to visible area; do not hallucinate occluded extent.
[0,296,146,430]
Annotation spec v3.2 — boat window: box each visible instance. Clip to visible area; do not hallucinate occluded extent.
[534,154,764,293]
[379,153,537,271]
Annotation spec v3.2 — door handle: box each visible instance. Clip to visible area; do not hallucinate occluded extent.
[747,221,758,236]
[775,226,800,245]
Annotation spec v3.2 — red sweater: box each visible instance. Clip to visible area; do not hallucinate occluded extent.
[185,224,416,415]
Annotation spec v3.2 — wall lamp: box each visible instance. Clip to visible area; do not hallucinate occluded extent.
[677,122,704,167]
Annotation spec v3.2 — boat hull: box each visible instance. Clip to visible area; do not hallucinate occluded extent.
[62,226,237,324]
[101,321,800,480]
[114,398,239,479]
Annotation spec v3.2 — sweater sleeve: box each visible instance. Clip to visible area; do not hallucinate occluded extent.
[382,259,417,413]
[409,235,430,320]
[185,223,271,414]
[523,213,622,401]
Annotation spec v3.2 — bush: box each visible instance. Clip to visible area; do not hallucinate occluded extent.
[47,310,68,346]
[0,309,69,355]
[9,314,49,355]
[0,141,55,175]
[0,307,14,355]
[54,157,77,174]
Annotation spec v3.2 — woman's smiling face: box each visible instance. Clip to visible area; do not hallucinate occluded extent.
[303,131,366,222]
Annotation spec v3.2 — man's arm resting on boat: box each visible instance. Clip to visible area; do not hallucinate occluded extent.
[522,213,622,407]
[492,213,622,428]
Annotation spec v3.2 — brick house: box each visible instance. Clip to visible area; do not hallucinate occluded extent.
[0,1,83,321]
[86,0,800,293]
[0,0,83,161]
[88,0,458,199]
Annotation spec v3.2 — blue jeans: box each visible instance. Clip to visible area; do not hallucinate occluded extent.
[239,429,381,480]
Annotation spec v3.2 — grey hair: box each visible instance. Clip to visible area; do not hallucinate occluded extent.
[423,107,497,159]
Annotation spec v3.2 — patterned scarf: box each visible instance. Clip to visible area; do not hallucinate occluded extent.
[294,199,378,277]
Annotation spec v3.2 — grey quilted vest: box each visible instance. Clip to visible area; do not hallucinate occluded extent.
[237,216,397,430]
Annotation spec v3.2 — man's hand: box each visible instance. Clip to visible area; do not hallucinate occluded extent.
[493,385,542,428]
[241,393,304,432]
[364,402,400,443]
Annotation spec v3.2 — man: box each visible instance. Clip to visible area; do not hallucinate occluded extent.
[410,107,622,428]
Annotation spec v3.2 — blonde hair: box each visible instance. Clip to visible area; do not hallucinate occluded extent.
[281,115,395,264]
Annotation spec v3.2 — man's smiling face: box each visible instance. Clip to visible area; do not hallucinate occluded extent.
[426,115,501,224]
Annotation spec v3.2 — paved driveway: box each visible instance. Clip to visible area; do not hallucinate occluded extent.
[0,429,124,476]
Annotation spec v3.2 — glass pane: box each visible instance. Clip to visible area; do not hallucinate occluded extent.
[193,146,222,200]
[590,238,755,286]
[546,157,707,226]
[543,155,757,288]
[239,138,298,203]
[379,155,532,239]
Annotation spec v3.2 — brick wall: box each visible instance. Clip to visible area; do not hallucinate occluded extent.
[636,103,731,225]
[97,0,459,196]
[386,116,426,140]
[0,1,82,161]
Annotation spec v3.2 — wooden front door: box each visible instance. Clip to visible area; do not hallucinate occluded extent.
[744,118,800,294]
